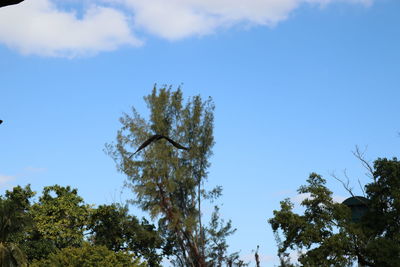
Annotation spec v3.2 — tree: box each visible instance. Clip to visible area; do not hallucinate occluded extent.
[362,158,400,266]
[30,185,90,249]
[0,184,169,265]
[88,204,165,266]
[30,242,146,267]
[20,185,91,262]
[0,185,34,267]
[269,157,400,267]
[107,85,237,266]
[205,206,237,266]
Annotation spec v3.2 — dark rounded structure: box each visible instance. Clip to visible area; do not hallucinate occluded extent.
[342,196,369,223]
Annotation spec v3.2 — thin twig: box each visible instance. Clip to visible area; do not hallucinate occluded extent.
[331,170,355,198]
[358,178,366,197]
[352,145,374,181]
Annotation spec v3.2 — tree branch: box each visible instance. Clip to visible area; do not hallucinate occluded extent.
[331,170,355,198]
[352,145,375,181]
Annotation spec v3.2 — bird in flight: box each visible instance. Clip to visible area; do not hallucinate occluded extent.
[0,120,3,125]
[131,134,189,156]
[0,0,24,8]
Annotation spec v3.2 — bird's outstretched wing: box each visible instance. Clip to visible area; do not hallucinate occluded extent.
[0,0,24,8]
[132,135,161,155]
[162,136,189,150]
[0,120,2,125]
[132,134,188,156]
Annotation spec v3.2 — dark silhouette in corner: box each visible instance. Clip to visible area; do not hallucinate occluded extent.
[131,134,189,157]
[0,0,24,8]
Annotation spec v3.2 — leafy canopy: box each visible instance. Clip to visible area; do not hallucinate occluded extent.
[30,242,146,267]
[2,184,162,266]
[269,158,400,267]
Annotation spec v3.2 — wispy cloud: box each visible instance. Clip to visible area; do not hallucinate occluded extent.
[119,0,372,40]
[292,192,311,205]
[332,194,347,203]
[23,166,47,174]
[0,167,46,190]
[0,0,372,57]
[0,174,16,188]
[292,192,347,205]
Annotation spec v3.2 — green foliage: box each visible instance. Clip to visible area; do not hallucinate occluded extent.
[107,85,238,266]
[11,185,91,262]
[18,230,56,263]
[30,242,146,267]
[269,158,400,266]
[270,173,355,267]
[0,184,164,266]
[88,204,129,251]
[0,185,56,261]
[0,242,28,267]
[362,157,400,266]
[0,184,165,266]
[1,185,34,242]
[88,204,165,266]
[0,185,34,267]
[30,185,90,249]
[205,206,237,266]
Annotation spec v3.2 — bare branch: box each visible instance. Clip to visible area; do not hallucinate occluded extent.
[331,170,355,198]
[358,178,366,197]
[352,145,375,181]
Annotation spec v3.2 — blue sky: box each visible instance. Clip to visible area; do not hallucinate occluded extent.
[1,0,400,265]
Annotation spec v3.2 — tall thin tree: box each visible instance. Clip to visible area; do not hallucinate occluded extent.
[107,86,236,266]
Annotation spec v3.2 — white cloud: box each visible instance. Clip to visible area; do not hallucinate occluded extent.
[332,194,347,203]
[292,192,347,205]
[119,0,300,40]
[305,0,372,6]
[0,0,372,57]
[0,167,46,189]
[0,174,15,188]
[0,0,140,57]
[120,0,372,40]
[23,166,47,173]
[292,192,312,205]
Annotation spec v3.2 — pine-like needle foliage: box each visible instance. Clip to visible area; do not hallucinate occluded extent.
[107,86,236,266]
